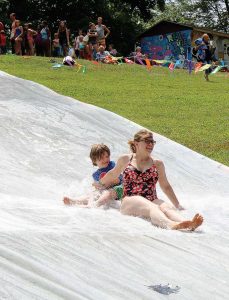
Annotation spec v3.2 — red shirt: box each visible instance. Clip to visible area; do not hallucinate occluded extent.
[0,33,6,46]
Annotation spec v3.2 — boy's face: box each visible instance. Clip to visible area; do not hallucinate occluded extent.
[96,152,110,168]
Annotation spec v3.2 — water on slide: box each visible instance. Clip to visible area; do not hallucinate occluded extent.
[0,71,228,300]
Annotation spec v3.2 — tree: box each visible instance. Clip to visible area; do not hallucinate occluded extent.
[149,0,196,25]
[190,0,229,33]
[151,0,229,33]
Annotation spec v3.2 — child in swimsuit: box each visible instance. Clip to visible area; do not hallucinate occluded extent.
[14,20,23,55]
[24,23,37,56]
[63,144,123,207]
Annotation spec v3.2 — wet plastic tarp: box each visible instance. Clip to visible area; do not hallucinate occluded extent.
[0,71,229,299]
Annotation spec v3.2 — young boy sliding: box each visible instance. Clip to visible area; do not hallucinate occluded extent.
[63,144,123,207]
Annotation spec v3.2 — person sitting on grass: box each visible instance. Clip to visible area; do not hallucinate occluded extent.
[96,45,118,64]
[63,144,123,208]
[96,45,110,62]
[108,44,117,56]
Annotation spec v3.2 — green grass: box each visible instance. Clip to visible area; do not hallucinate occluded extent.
[0,55,229,165]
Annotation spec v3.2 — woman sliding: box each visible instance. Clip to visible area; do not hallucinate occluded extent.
[98,129,203,231]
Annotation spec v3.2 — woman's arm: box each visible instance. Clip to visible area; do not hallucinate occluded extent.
[156,160,182,209]
[103,25,110,38]
[100,154,130,187]
[32,29,37,36]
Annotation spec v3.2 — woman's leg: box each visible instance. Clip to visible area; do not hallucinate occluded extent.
[153,199,185,222]
[15,39,21,55]
[88,44,93,60]
[120,196,177,228]
[120,196,203,230]
[29,40,34,55]
[63,44,68,57]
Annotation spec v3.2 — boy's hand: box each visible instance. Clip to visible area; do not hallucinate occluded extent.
[92,181,104,189]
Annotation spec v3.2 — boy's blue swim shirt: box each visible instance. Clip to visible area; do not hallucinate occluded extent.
[92,161,122,184]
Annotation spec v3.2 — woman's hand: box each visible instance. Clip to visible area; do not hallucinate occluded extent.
[176,204,185,210]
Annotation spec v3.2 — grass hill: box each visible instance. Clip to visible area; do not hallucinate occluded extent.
[0,55,228,166]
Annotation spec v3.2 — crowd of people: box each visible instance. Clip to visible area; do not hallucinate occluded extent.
[0,13,121,62]
[0,13,221,78]
[0,12,150,66]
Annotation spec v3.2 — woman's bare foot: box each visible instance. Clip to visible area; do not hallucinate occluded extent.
[190,213,204,231]
[63,197,76,206]
[172,214,204,231]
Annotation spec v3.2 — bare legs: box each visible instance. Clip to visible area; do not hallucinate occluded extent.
[63,195,90,207]
[172,214,203,231]
[63,194,204,231]
[15,38,22,55]
[93,189,117,207]
[63,189,117,208]
[153,199,185,222]
[120,196,203,231]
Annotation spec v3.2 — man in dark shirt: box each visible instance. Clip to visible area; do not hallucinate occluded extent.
[193,33,218,81]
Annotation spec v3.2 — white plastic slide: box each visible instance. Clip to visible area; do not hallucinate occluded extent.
[0,71,228,299]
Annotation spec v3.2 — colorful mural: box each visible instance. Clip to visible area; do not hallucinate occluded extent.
[141,30,192,60]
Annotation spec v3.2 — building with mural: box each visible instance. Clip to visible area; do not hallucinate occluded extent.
[138,20,229,62]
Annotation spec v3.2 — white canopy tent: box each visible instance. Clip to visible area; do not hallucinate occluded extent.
[0,71,228,299]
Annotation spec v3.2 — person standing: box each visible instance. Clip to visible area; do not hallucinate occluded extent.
[0,29,7,54]
[193,33,218,81]
[96,17,110,49]
[87,22,98,60]
[40,20,51,57]
[52,33,61,57]
[34,25,43,56]
[57,20,70,57]
[74,29,83,58]
[14,20,23,55]
[9,13,16,54]
[24,23,37,56]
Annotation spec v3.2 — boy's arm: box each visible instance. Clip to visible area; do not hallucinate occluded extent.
[100,154,130,187]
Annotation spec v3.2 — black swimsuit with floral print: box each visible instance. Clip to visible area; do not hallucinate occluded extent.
[123,162,159,201]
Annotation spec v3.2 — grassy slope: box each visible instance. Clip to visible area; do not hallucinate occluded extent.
[0,55,228,165]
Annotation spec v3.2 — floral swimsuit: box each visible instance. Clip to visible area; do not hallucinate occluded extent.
[123,160,159,201]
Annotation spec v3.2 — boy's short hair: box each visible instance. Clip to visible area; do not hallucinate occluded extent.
[90,144,110,166]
